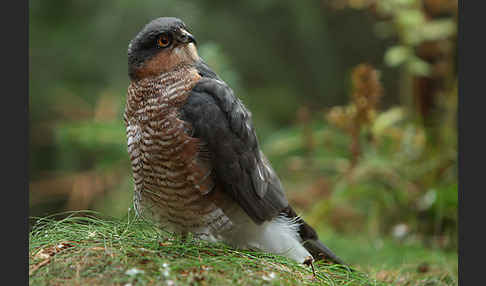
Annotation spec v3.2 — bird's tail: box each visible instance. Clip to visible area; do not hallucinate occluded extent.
[282,206,346,265]
[302,237,345,265]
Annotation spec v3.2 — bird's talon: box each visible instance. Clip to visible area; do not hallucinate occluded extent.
[303,256,316,277]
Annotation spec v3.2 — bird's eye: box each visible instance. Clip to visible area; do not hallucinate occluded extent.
[157,33,172,48]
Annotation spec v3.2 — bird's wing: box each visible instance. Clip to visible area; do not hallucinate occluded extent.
[180,73,288,224]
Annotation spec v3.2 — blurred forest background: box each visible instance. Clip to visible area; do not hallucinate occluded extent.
[29,0,457,271]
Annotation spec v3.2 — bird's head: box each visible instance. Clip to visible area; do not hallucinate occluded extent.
[128,17,199,81]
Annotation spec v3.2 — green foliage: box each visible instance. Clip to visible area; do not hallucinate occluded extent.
[29,212,457,285]
[55,120,127,169]
[262,104,457,248]
[376,0,456,76]
[30,212,381,286]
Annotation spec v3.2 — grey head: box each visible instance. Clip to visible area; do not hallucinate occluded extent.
[128,17,197,80]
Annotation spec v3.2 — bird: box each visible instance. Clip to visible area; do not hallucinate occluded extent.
[124,17,345,267]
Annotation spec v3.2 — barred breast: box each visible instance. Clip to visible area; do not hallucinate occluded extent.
[124,65,232,235]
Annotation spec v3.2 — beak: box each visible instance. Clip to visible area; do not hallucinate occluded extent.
[177,29,197,45]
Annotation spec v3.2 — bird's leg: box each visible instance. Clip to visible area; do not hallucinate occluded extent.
[180,232,189,243]
[303,256,316,278]
[192,232,218,243]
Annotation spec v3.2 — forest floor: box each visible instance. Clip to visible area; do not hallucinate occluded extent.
[29,212,457,286]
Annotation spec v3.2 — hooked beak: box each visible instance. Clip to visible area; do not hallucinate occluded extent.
[177,29,197,45]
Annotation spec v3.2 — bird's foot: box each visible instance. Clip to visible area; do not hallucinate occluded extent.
[180,232,189,242]
[303,256,316,278]
[192,232,219,243]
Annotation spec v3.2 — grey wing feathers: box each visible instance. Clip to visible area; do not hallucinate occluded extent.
[180,76,288,224]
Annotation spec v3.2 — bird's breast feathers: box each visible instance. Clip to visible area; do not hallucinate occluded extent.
[124,66,234,234]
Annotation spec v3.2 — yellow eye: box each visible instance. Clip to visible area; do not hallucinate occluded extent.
[157,33,171,48]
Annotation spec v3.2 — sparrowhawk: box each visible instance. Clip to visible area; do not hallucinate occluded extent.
[124,17,344,266]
